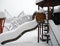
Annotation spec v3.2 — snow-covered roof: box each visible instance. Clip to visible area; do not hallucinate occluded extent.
[38,5,60,13]
[36,0,43,3]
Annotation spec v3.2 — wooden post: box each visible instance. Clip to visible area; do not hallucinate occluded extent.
[42,23,43,39]
[38,5,39,10]
[38,23,40,43]
[47,6,49,33]
[0,18,5,34]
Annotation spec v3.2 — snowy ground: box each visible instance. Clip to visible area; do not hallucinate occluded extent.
[2,29,49,46]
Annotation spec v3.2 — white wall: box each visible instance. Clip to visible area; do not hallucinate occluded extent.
[0,0,38,17]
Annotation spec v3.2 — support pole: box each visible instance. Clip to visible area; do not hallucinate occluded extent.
[38,23,40,43]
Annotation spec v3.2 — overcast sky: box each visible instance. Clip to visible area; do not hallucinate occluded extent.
[0,0,60,17]
[0,0,38,17]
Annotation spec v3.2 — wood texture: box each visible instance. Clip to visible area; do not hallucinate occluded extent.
[0,18,5,33]
[36,13,46,23]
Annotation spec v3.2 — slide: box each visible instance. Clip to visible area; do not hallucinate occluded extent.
[0,19,37,46]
